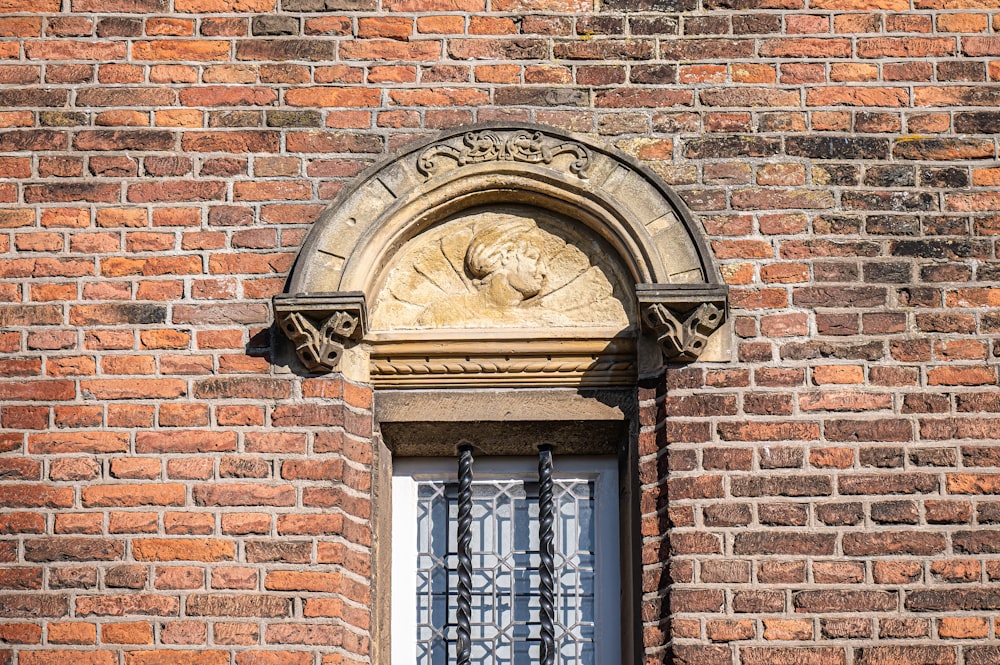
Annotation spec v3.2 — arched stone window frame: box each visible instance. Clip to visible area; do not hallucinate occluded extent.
[272,123,730,665]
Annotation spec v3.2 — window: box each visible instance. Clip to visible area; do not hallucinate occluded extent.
[392,454,620,665]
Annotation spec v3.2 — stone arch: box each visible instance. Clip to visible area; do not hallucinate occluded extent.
[274,123,729,385]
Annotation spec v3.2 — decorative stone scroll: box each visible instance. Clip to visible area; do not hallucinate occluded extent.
[273,293,366,372]
[417,129,592,180]
[637,284,728,362]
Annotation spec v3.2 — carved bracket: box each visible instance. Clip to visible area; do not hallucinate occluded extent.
[637,284,728,362]
[417,130,592,180]
[273,293,367,373]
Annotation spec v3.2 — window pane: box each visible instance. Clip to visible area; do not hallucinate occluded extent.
[413,478,597,665]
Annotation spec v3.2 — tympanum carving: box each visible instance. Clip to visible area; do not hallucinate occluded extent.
[274,123,732,383]
[417,130,592,180]
[370,207,631,331]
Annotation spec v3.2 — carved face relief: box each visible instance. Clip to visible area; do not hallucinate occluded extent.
[505,242,545,299]
[370,207,632,331]
[464,217,548,305]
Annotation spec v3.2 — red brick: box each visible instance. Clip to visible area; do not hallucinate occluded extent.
[185,594,289,618]
[107,458,160,480]
[947,473,1000,494]
[741,648,846,665]
[124,652,229,665]
[133,430,235,455]
[194,483,295,507]
[858,37,956,57]
[928,366,997,386]
[20,651,115,665]
[0,513,45,535]
[214,623,260,645]
[132,40,229,61]
[222,514,271,535]
[844,532,946,555]
[132,539,234,562]
[82,484,185,507]
[24,537,124,561]
[159,621,207,645]
[854,647,956,665]
[704,619,753,642]
[102,621,154,644]
[28,431,130,455]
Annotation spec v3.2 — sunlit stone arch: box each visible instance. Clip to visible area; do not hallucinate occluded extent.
[274,123,729,386]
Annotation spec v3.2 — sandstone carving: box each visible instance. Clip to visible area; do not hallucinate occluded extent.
[642,302,724,362]
[370,207,631,331]
[367,333,638,388]
[275,124,733,382]
[273,294,366,372]
[417,130,592,179]
[371,358,633,378]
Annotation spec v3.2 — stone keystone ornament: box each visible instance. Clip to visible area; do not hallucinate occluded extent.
[273,123,730,384]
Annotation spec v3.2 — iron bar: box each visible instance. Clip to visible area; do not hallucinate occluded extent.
[456,445,474,665]
[538,445,556,665]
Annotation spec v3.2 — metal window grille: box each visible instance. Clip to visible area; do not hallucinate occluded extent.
[411,447,599,665]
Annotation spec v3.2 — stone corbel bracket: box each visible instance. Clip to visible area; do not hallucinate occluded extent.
[273,292,367,373]
[637,284,728,362]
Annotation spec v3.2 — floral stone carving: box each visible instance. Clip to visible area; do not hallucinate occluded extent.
[417,129,592,180]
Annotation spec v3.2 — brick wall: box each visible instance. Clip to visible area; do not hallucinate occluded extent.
[1,0,999,663]
[2,373,375,665]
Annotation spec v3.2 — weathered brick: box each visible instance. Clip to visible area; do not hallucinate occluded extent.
[741,648,847,665]
[136,431,236,454]
[795,591,897,613]
[82,484,185,507]
[735,532,836,555]
[855,647,956,665]
[844,532,947,555]
[186,594,290,618]
[24,539,124,562]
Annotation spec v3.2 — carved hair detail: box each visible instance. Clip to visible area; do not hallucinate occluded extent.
[464,217,539,281]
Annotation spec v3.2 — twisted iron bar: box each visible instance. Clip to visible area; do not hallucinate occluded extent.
[538,446,556,665]
[456,445,474,665]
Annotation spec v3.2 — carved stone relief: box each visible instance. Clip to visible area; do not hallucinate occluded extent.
[273,123,731,384]
[642,302,723,361]
[636,284,728,363]
[370,206,632,332]
[417,130,592,180]
[273,293,366,373]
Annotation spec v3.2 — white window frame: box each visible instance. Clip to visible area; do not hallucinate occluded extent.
[391,455,621,665]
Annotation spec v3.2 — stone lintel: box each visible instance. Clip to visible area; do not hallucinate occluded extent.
[376,388,634,456]
[376,387,630,423]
